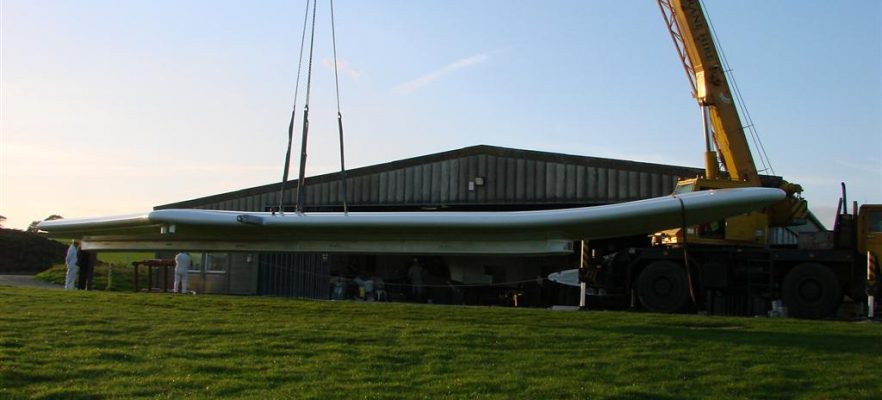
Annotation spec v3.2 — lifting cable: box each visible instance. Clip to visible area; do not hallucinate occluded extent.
[676,195,699,307]
[278,0,314,214]
[700,0,775,175]
[329,0,350,215]
[295,0,319,214]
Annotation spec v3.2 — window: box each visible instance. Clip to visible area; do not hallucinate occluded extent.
[188,252,203,273]
[868,211,882,233]
[673,183,694,195]
[205,253,229,274]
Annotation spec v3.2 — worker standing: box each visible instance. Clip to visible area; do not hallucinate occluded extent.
[869,251,879,319]
[76,247,96,290]
[64,240,79,290]
[173,252,191,294]
[408,257,424,302]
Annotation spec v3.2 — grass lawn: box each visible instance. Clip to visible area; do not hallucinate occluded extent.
[1,287,880,399]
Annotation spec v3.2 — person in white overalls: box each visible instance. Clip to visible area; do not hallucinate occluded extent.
[64,240,79,290]
[173,252,191,294]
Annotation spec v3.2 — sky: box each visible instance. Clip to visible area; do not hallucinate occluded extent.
[1,0,880,230]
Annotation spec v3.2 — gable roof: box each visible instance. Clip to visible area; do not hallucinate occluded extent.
[156,144,782,211]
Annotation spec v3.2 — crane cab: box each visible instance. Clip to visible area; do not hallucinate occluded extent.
[653,177,770,247]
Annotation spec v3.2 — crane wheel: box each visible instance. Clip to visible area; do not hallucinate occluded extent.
[782,263,841,319]
[636,261,690,313]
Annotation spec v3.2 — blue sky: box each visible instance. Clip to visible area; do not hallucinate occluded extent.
[1,0,880,230]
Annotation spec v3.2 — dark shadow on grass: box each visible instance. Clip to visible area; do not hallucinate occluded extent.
[34,390,102,400]
[190,364,245,375]
[97,350,139,362]
[262,371,304,388]
[177,350,238,361]
[211,383,251,398]
[605,392,682,400]
[0,340,24,349]
[600,383,805,400]
[594,325,880,355]
[1,369,52,389]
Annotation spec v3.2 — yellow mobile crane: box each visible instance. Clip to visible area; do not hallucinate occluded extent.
[579,0,881,319]
[656,0,806,246]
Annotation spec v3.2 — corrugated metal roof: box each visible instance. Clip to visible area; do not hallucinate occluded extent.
[155,144,784,212]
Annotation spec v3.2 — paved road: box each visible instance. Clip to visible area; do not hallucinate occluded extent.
[0,274,62,289]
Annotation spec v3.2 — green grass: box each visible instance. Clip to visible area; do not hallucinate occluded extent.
[1,287,880,399]
[94,251,155,265]
[32,252,153,292]
[34,263,136,292]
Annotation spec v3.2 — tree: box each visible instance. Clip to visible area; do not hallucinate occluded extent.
[28,215,63,233]
[0,215,6,228]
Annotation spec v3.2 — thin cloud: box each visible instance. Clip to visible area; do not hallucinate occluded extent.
[835,159,882,177]
[393,51,494,95]
[321,58,363,81]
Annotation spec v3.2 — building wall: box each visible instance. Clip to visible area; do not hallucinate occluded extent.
[156,251,257,295]
[257,253,329,298]
[228,253,257,295]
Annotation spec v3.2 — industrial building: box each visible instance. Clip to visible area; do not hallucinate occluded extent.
[154,145,820,306]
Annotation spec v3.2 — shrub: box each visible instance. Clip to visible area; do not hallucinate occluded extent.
[0,229,66,273]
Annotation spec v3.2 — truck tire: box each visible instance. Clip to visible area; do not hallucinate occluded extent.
[636,261,690,313]
[782,263,841,319]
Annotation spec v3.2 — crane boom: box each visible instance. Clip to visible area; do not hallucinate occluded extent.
[658,0,760,185]
[657,0,807,232]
